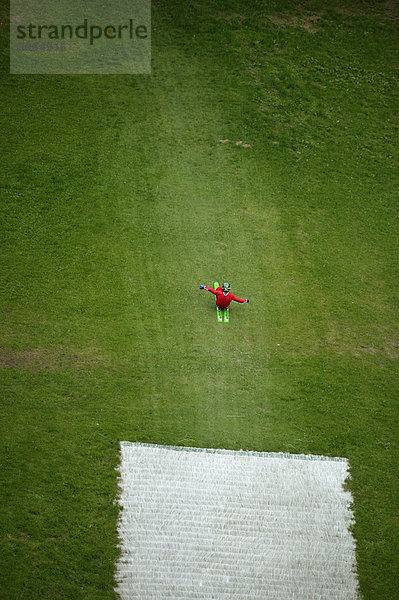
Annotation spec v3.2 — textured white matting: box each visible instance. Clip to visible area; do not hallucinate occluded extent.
[115,443,360,600]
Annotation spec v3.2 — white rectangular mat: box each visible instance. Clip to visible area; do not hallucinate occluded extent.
[116,443,360,599]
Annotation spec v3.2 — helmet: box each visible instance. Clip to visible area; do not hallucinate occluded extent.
[222,282,231,292]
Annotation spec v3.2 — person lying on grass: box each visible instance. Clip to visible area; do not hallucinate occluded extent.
[199,282,249,308]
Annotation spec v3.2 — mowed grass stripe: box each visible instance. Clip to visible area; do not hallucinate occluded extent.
[97,49,288,428]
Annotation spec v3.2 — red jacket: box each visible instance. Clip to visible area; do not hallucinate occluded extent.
[204,286,247,308]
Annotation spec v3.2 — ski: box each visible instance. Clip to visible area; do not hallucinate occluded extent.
[224,307,230,322]
[214,282,223,322]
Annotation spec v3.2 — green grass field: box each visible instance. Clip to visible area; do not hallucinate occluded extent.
[1,0,398,598]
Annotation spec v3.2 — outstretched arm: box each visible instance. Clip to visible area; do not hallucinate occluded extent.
[200,286,222,295]
[204,286,218,295]
[230,294,249,303]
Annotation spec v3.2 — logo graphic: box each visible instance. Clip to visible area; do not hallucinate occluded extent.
[10,0,151,74]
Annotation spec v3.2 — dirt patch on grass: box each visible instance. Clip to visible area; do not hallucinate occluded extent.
[385,0,399,20]
[0,347,104,370]
[353,341,399,359]
[331,1,399,21]
[219,139,252,147]
[266,14,323,33]
[7,532,31,542]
